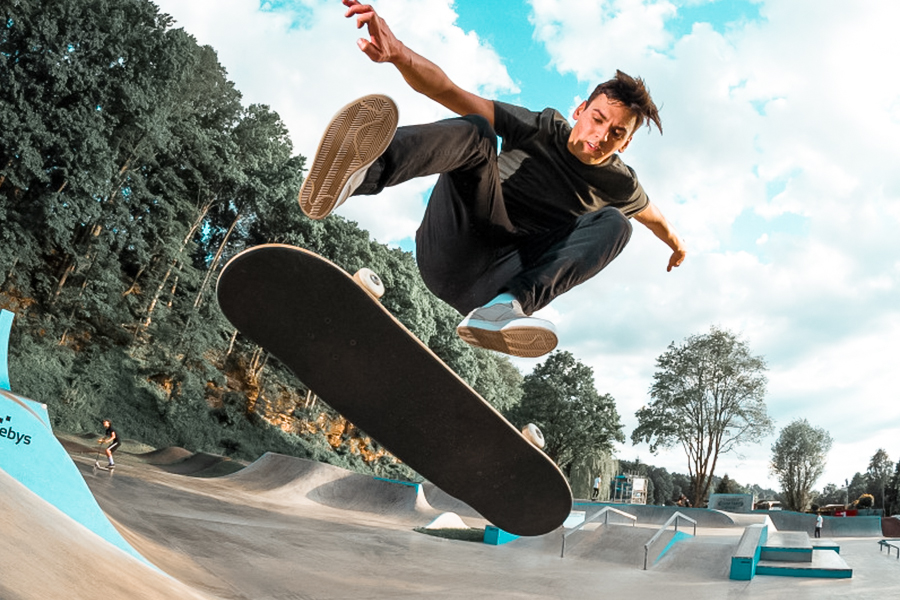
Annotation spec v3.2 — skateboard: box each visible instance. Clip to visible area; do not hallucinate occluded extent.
[216,244,572,536]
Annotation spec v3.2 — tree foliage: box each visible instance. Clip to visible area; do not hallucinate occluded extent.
[507,351,624,476]
[886,461,900,516]
[632,326,773,507]
[770,419,832,512]
[0,0,525,478]
[866,448,893,510]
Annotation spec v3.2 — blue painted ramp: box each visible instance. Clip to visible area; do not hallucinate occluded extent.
[0,309,13,391]
[0,309,149,564]
[0,389,149,564]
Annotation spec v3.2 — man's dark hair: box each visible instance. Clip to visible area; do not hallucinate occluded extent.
[587,70,662,135]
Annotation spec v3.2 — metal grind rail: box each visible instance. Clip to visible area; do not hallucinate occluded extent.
[561,506,637,558]
[643,511,697,570]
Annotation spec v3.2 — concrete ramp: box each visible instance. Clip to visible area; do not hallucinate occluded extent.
[655,534,739,578]
[224,452,434,519]
[0,389,149,565]
[563,524,660,567]
[0,309,148,565]
[0,469,215,599]
[421,481,481,518]
[765,510,883,537]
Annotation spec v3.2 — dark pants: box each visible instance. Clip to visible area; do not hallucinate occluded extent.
[356,116,632,315]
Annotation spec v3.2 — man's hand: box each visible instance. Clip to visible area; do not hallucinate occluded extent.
[633,201,686,272]
[343,1,405,64]
[667,246,687,272]
[341,0,495,122]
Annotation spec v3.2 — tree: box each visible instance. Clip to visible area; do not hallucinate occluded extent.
[715,473,741,494]
[886,461,900,516]
[632,326,773,507]
[866,448,893,510]
[847,472,868,504]
[816,482,845,506]
[507,351,624,476]
[770,419,832,512]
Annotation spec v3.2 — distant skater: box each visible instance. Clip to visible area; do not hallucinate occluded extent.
[815,513,823,538]
[99,418,120,468]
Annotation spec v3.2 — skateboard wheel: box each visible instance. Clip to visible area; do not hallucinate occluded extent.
[353,268,385,300]
[522,423,545,449]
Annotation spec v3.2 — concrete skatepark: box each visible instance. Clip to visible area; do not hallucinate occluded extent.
[3,436,900,600]
[2,309,899,599]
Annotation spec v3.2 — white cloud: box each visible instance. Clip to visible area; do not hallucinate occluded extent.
[525,0,900,486]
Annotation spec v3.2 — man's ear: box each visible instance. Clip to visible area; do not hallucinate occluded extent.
[619,135,634,153]
[572,101,587,120]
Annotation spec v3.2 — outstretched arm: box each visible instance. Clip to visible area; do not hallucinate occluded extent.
[343,0,495,125]
[633,201,686,272]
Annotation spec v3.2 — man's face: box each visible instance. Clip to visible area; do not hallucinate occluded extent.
[567,94,637,165]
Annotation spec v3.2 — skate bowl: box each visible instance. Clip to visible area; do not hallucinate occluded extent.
[221,452,443,521]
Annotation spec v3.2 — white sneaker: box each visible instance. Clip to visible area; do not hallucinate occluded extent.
[456,300,558,358]
[298,94,399,220]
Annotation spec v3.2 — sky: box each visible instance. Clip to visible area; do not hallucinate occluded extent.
[153,0,900,493]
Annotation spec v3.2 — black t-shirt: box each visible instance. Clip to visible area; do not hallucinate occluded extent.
[493,101,649,236]
[105,426,117,441]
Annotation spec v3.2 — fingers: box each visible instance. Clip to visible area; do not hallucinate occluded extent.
[666,250,686,272]
[344,1,374,21]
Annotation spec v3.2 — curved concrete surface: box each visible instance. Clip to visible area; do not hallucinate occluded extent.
[764,510,883,537]
[4,443,900,598]
[0,390,148,564]
[223,452,440,522]
[0,469,214,600]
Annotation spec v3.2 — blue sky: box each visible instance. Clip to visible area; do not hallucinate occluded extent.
[155,0,900,492]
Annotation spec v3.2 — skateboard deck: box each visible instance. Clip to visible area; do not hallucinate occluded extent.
[216,244,572,536]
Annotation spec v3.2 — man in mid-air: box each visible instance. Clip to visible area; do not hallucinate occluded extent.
[299,0,686,358]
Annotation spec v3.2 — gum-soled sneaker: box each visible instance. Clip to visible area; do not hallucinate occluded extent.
[299,94,399,220]
[456,300,558,358]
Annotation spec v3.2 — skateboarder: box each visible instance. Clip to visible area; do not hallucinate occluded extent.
[99,418,120,468]
[299,0,686,358]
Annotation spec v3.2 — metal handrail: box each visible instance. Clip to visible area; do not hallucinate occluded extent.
[561,506,637,558]
[643,511,697,570]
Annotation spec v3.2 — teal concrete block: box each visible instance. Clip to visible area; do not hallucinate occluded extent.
[484,525,519,545]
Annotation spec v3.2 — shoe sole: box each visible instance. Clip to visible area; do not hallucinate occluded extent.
[298,94,399,220]
[456,325,558,358]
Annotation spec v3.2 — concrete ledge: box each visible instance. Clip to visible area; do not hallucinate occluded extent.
[757,549,852,578]
[761,532,813,562]
[730,523,767,580]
